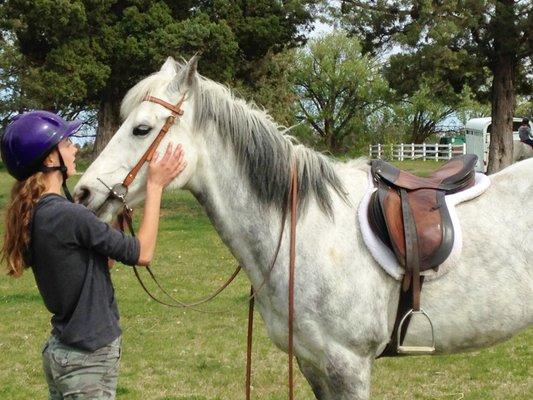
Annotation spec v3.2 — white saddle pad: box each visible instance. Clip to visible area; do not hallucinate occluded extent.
[358,170,491,281]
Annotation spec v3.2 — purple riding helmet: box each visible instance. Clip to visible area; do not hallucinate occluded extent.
[1,110,82,200]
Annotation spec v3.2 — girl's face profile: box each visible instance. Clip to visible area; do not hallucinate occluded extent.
[53,138,79,176]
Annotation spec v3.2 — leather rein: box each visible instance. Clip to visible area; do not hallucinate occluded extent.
[98,92,300,399]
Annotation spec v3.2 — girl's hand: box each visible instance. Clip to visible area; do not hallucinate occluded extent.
[147,143,187,189]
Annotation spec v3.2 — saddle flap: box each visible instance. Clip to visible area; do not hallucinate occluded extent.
[370,183,454,271]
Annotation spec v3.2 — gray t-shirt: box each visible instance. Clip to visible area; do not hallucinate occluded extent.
[27,194,140,351]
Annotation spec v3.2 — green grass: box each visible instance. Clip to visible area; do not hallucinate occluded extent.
[0,160,531,399]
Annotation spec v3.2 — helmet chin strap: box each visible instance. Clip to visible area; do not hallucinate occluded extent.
[40,147,74,203]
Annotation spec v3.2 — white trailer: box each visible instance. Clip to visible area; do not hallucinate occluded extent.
[464,117,530,172]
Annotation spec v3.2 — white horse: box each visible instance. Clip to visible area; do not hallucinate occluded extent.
[74,57,533,400]
[514,140,533,162]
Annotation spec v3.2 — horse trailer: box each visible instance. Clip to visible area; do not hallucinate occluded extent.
[465,117,531,172]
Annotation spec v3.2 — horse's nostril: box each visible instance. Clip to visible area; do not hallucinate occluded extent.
[75,186,92,206]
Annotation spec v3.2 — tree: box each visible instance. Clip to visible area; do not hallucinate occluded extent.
[290,31,389,153]
[339,0,532,173]
[1,0,320,155]
[384,49,487,143]
[0,34,28,126]
[234,49,300,127]
[515,95,533,118]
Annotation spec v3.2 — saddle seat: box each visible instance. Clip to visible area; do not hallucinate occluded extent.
[368,154,477,273]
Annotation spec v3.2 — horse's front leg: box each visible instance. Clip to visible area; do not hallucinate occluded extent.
[297,357,331,399]
[298,347,373,400]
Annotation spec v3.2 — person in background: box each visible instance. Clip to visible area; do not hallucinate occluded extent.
[0,110,186,399]
[518,117,533,148]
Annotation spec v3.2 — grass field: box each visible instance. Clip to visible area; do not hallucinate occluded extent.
[0,160,531,399]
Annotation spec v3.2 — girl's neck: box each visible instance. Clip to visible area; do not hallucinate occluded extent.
[41,172,64,196]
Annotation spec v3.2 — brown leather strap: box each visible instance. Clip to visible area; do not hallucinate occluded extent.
[246,181,291,301]
[378,276,425,358]
[400,189,421,310]
[245,163,298,400]
[122,93,187,187]
[117,207,241,310]
[144,95,185,115]
[288,162,298,400]
[245,286,254,400]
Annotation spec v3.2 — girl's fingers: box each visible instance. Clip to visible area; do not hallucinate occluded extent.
[160,143,173,163]
[173,161,187,177]
[160,143,180,165]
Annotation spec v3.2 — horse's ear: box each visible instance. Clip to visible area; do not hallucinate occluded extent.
[160,56,178,75]
[184,55,199,87]
[170,54,199,93]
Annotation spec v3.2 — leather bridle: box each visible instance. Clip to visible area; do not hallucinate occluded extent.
[98,92,242,309]
[97,92,300,399]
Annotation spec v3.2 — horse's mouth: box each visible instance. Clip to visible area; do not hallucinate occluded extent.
[93,197,121,222]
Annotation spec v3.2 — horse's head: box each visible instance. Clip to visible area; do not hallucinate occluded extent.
[74,57,200,221]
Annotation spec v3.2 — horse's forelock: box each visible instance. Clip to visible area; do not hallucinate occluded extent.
[120,72,174,120]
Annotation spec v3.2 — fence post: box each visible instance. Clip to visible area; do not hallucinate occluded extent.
[378,143,382,159]
[400,143,404,161]
[369,144,372,158]
[435,143,438,161]
[462,143,466,155]
[422,143,426,161]
[411,143,415,159]
[448,143,452,159]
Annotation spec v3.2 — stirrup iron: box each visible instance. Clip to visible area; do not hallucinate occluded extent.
[397,308,436,355]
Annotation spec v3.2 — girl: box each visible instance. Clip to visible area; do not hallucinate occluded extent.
[1,110,186,399]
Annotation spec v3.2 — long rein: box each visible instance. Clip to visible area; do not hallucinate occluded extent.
[100,93,299,399]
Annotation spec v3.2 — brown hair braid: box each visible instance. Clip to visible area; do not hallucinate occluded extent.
[1,173,47,277]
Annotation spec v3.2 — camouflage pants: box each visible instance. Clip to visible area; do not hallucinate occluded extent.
[42,335,121,400]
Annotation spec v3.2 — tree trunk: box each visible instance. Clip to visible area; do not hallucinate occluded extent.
[486,1,516,174]
[410,112,433,144]
[410,126,432,144]
[92,100,121,157]
[329,135,344,153]
[486,55,515,174]
[325,118,344,152]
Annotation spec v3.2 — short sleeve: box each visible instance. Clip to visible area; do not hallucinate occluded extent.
[72,205,140,266]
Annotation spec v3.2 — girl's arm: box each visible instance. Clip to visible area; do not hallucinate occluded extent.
[136,143,186,266]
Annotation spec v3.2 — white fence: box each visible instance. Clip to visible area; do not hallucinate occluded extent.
[369,143,467,161]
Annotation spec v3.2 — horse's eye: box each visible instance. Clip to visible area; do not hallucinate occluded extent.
[133,125,151,136]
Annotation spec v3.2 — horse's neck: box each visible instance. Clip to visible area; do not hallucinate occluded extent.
[188,136,284,287]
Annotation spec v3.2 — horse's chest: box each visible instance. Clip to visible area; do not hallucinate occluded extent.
[255,297,291,350]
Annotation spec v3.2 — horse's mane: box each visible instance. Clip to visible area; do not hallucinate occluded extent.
[121,69,349,216]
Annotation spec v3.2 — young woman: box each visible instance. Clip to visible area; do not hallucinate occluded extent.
[1,110,186,399]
